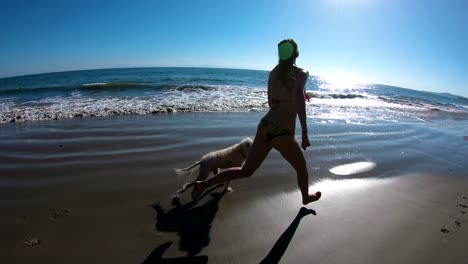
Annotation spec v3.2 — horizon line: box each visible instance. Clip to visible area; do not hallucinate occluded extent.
[0,65,466,99]
[0,65,268,80]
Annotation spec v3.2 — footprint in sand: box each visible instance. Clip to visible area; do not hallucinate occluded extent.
[50,208,71,221]
[440,227,451,244]
[455,195,467,216]
[24,237,41,247]
[440,196,466,239]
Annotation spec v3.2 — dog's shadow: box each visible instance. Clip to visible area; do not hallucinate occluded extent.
[151,187,225,257]
[142,241,208,264]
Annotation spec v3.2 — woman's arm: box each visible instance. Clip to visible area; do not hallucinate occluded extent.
[267,72,273,108]
[295,69,309,132]
[295,69,310,150]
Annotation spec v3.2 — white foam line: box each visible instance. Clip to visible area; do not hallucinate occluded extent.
[314,130,414,138]
[82,82,108,86]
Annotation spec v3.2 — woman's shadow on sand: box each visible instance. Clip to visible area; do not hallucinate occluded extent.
[260,207,316,264]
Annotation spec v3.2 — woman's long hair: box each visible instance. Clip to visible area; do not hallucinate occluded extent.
[277,39,299,86]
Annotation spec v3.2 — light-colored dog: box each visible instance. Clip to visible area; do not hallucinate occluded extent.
[175,137,253,194]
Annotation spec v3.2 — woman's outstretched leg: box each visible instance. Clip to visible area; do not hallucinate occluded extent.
[192,130,272,200]
[271,136,321,205]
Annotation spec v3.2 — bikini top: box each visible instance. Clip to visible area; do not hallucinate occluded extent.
[270,66,299,109]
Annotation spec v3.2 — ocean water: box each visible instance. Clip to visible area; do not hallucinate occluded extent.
[1,68,467,181]
[0,67,467,124]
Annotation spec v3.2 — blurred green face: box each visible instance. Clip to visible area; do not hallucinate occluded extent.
[279,42,294,61]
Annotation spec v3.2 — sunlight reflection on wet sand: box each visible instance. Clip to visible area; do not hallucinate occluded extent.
[329,161,377,176]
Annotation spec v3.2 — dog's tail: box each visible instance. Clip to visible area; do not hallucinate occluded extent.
[174,161,201,175]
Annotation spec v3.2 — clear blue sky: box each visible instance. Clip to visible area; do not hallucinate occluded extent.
[1,0,467,96]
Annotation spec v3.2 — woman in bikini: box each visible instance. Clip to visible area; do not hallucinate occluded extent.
[192,39,321,205]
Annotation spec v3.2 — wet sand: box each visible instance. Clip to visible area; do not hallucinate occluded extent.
[1,113,467,263]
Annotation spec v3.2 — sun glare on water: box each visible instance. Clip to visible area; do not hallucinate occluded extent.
[318,69,370,90]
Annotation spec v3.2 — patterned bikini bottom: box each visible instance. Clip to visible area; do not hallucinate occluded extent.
[258,118,294,142]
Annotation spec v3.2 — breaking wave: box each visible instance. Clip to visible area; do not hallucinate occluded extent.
[0,85,267,123]
[1,85,467,124]
[1,68,467,124]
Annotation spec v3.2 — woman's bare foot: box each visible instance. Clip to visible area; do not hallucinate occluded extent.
[191,181,204,202]
[302,191,321,205]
